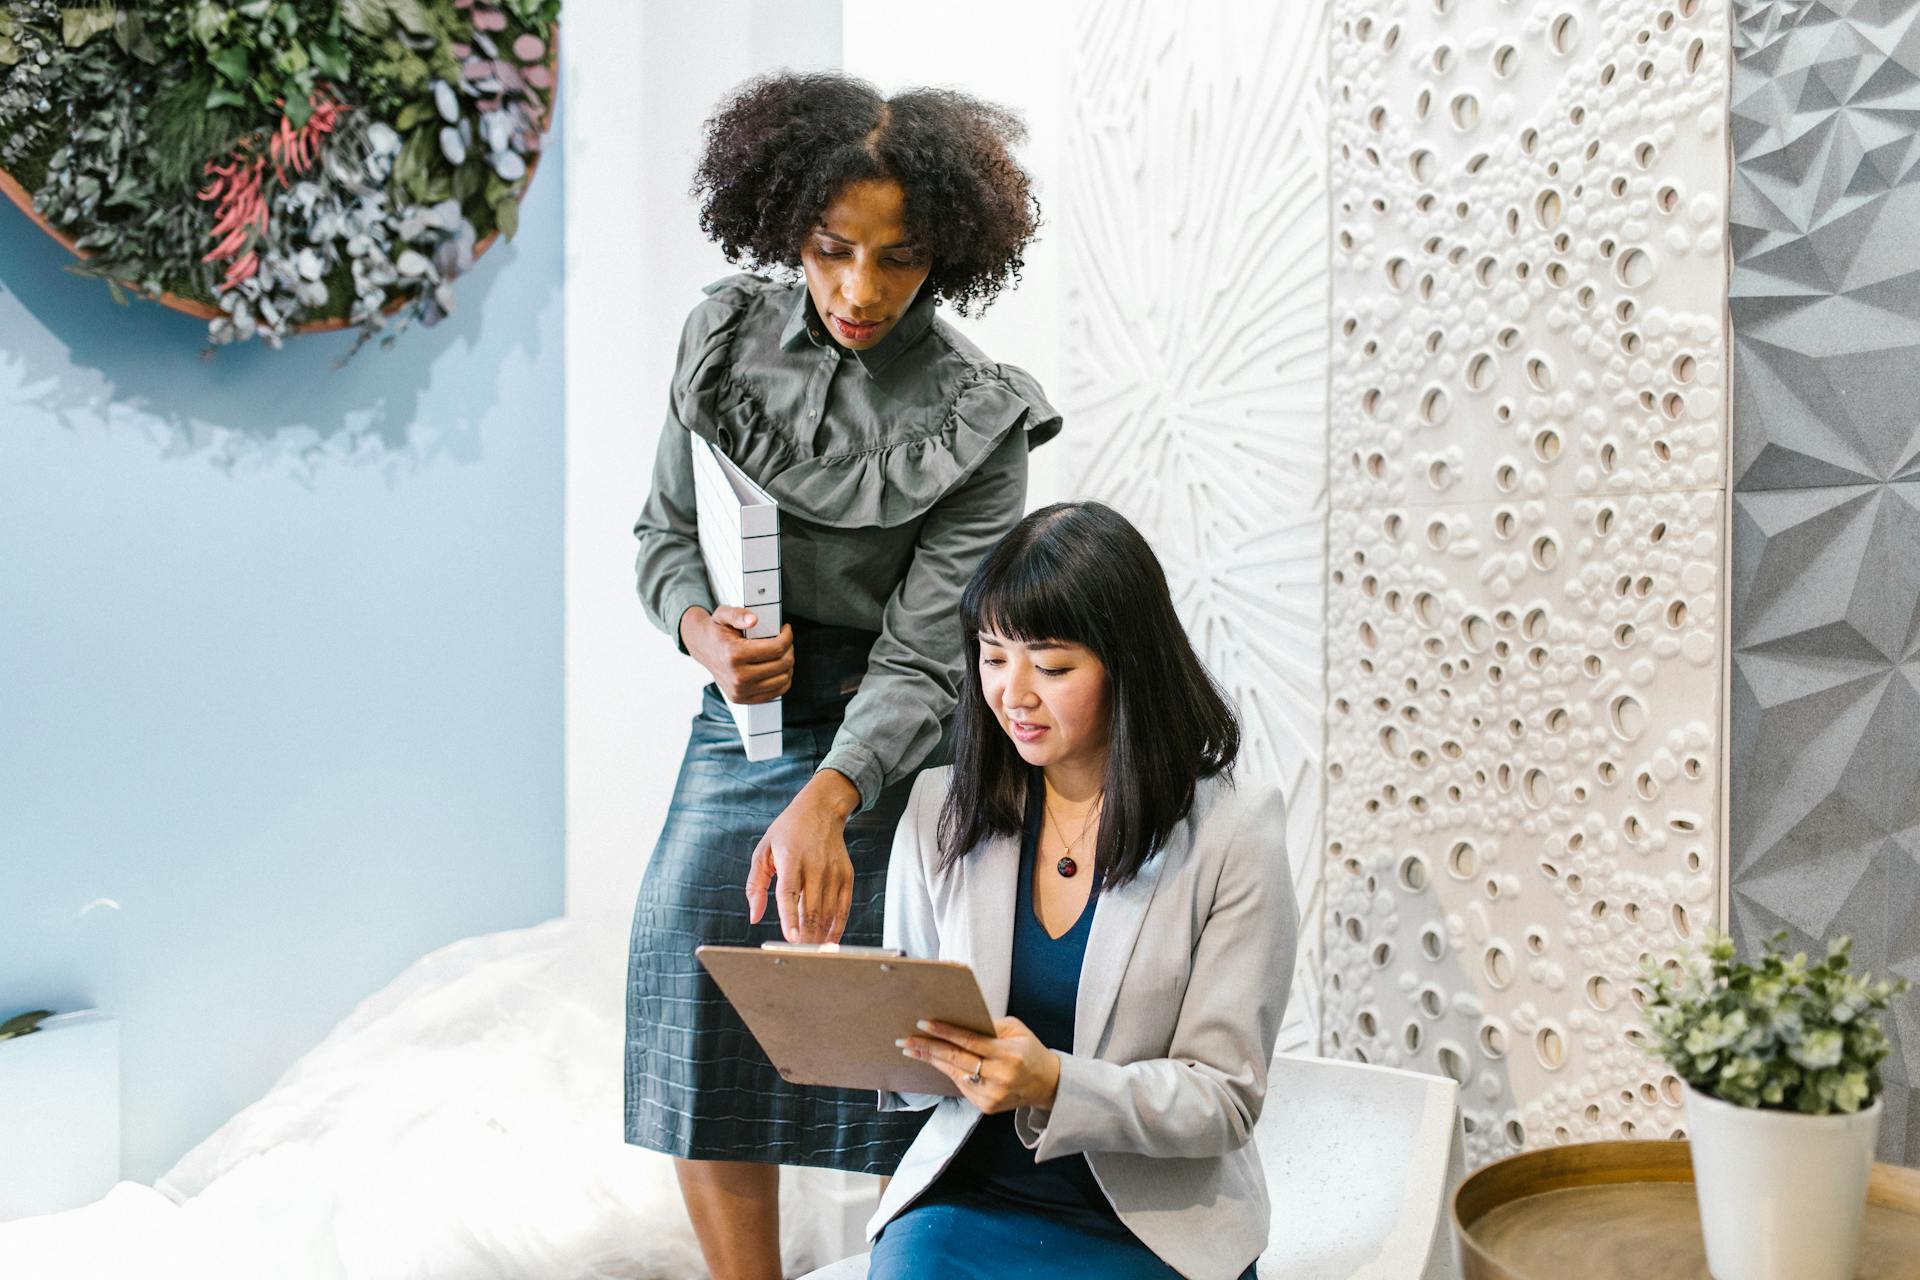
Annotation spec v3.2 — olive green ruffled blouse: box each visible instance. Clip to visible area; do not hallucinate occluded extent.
[633,273,1062,811]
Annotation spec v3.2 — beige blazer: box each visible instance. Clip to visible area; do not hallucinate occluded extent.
[869,765,1298,1280]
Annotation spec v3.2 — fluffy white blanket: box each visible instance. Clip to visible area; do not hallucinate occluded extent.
[1,917,864,1279]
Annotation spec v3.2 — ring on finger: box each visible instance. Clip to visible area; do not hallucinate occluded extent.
[966,1053,983,1085]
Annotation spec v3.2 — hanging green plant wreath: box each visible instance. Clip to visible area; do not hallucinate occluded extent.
[0,0,558,349]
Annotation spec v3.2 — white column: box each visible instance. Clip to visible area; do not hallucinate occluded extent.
[564,1,842,922]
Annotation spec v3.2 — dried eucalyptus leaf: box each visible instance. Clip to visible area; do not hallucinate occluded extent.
[351,0,433,38]
[112,11,159,64]
[188,2,227,45]
[340,0,392,36]
[391,0,434,37]
[60,5,117,48]
[395,98,436,132]
[452,157,481,201]
[396,126,435,202]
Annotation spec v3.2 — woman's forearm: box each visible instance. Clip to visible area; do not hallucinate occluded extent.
[1017,1053,1261,1161]
[634,414,714,649]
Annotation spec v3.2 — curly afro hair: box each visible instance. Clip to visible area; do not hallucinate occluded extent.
[692,72,1040,316]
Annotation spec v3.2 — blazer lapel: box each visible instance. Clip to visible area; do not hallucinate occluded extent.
[961,829,1019,1019]
[1073,826,1183,1055]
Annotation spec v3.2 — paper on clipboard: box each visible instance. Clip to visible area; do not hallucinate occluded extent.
[696,944,995,1097]
[691,437,783,761]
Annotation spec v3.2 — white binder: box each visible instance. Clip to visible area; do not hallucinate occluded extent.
[692,436,783,761]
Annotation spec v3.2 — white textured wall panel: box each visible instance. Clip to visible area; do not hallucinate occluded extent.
[1060,0,1332,1052]
[1323,0,1730,1164]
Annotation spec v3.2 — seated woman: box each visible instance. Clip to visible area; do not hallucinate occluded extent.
[868,501,1298,1280]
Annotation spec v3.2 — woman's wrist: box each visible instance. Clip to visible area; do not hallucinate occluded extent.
[805,767,862,820]
[1035,1049,1062,1110]
[677,605,710,658]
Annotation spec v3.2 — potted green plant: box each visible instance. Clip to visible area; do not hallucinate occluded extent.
[1642,930,1908,1280]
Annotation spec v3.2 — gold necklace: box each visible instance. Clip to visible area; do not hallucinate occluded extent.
[1044,794,1103,879]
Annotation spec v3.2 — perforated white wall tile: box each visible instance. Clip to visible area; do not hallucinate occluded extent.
[1323,0,1730,1163]
[1059,0,1332,1051]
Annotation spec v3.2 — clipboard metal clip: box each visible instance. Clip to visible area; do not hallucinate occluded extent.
[759,942,904,958]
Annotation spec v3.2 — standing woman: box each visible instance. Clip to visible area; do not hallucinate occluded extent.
[627,72,1059,1280]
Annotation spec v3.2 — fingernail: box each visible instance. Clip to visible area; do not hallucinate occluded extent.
[915,1020,932,1031]
[893,1038,909,1048]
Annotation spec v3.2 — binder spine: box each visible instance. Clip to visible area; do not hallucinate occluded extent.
[692,438,784,759]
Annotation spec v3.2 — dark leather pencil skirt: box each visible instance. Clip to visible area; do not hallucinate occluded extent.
[624,618,935,1172]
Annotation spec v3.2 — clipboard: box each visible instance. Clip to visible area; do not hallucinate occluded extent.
[696,944,995,1097]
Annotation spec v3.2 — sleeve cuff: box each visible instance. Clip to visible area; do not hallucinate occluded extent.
[1015,1051,1081,1158]
[1014,1104,1051,1150]
[1014,1051,1116,1161]
[819,738,884,815]
[878,1089,944,1114]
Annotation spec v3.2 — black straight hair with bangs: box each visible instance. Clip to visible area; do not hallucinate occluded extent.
[936,501,1240,889]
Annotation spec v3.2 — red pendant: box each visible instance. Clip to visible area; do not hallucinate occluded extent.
[1056,855,1078,878]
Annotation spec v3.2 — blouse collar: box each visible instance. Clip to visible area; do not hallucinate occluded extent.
[780,283,937,379]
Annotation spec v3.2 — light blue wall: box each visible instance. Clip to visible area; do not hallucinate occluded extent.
[0,143,565,1184]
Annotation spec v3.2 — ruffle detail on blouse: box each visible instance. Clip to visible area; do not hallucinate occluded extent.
[670,275,1063,531]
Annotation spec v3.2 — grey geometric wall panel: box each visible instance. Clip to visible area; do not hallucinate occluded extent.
[1059,0,1331,1054]
[1730,0,1920,1166]
[1325,0,1731,1165]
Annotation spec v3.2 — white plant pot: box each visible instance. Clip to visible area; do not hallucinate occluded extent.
[1684,1084,1881,1280]
[0,1010,120,1220]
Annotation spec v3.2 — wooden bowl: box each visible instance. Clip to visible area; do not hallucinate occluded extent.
[1451,1138,1920,1279]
